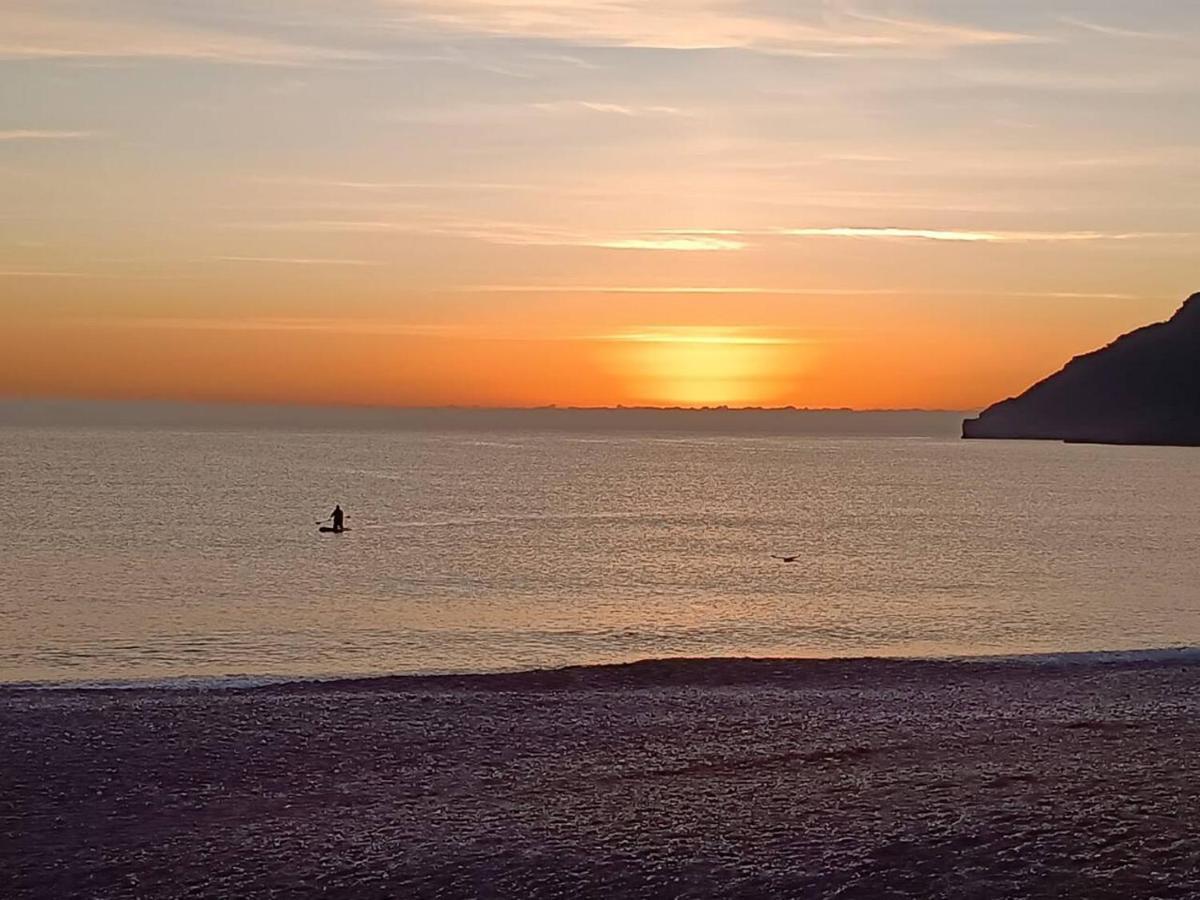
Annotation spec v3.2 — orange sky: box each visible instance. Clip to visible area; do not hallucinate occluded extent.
[4,281,1177,409]
[2,2,1198,409]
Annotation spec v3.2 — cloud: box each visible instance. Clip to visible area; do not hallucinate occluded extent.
[0,6,377,65]
[232,217,747,250]
[380,98,695,125]
[64,315,461,336]
[588,237,746,251]
[529,100,692,117]
[387,0,1042,55]
[1060,16,1180,42]
[780,227,1002,242]
[458,285,1143,300]
[234,205,1191,253]
[774,227,1183,243]
[214,255,381,266]
[601,327,802,345]
[232,217,578,246]
[249,176,542,193]
[525,51,602,69]
[0,268,94,277]
[650,226,1192,244]
[653,228,744,236]
[0,0,1040,68]
[234,215,1192,251]
[0,129,97,141]
[821,152,907,163]
[465,285,787,294]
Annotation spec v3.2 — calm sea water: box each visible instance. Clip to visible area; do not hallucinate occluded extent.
[5,414,1200,683]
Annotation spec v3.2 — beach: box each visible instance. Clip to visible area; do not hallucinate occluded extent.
[6,654,1200,898]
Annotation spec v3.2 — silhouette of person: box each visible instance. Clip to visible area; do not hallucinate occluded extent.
[331,504,344,533]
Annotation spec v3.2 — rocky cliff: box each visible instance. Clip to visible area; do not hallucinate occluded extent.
[963,293,1200,445]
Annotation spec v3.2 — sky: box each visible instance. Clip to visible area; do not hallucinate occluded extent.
[2,0,1199,410]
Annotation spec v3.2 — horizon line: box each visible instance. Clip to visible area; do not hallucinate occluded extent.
[0,395,976,415]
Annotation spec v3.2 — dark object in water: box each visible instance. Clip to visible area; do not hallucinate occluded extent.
[318,527,349,533]
[963,291,1200,446]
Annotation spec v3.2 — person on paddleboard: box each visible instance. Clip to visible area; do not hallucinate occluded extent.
[331,504,344,533]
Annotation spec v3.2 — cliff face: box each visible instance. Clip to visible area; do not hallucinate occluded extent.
[963,293,1200,445]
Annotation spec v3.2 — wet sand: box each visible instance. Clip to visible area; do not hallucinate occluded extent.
[5,656,1200,899]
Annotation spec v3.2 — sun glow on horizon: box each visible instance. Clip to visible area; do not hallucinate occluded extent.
[607,328,807,407]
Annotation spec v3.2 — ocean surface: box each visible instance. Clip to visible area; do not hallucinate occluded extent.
[5,406,1200,684]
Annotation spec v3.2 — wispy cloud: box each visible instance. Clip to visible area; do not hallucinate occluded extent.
[525,51,602,70]
[589,237,746,251]
[231,217,577,246]
[0,268,94,277]
[0,129,97,141]
[248,176,542,193]
[780,227,1010,242]
[600,327,803,345]
[214,255,381,266]
[650,228,745,236]
[390,0,1042,55]
[1060,16,1180,41]
[459,285,1143,300]
[64,316,461,336]
[465,285,788,294]
[233,215,1192,251]
[380,98,696,125]
[232,217,747,251]
[821,152,907,163]
[774,227,1184,243]
[645,226,1194,245]
[529,100,692,117]
[3,1,1046,66]
[0,7,377,65]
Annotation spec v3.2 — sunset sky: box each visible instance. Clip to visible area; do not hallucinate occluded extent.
[3,1,1199,409]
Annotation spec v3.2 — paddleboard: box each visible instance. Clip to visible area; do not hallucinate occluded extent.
[318,527,350,533]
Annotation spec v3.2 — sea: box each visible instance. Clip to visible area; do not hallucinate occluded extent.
[4,401,1200,686]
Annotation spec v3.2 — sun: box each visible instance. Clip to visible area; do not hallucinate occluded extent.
[611,328,796,407]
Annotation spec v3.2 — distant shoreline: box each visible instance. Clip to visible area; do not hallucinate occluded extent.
[0,395,971,415]
[0,397,971,434]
